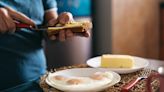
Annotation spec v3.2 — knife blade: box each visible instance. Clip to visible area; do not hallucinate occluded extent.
[14,21,92,36]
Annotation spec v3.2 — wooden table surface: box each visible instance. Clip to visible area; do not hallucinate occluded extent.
[40,58,162,92]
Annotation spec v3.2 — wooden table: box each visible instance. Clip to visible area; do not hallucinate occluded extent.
[40,58,162,92]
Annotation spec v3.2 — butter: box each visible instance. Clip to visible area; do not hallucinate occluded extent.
[101,54,134,68]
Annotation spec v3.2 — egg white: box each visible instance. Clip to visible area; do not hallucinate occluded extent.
[49,72,113,91]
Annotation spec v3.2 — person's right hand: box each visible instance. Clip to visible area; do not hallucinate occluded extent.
[0,7,35,33]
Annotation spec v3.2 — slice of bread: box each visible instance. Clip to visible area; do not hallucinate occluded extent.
[47,21,92,36]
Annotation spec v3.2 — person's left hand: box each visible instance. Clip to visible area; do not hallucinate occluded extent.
[47,12,90,41]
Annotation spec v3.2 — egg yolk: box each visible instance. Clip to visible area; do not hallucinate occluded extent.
[53,75,67,81]
[66,79,83,85]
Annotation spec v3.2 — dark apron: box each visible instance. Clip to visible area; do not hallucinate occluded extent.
[1,79,43,92]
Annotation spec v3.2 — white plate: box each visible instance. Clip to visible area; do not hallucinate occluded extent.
[86,56,149,74]
[46,68,121,92]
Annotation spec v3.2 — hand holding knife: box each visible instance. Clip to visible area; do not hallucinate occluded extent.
[14,21,92,36]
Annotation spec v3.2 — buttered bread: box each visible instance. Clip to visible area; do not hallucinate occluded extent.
[47,21,92,36]
[101,54,134,68]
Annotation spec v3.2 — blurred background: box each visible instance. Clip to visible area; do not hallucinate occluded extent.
[45,0,164,69]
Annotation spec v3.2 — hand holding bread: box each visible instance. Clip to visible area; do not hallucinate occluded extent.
[47,12,92,41]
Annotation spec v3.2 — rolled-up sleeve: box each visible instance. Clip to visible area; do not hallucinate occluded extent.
[42,0,57,12]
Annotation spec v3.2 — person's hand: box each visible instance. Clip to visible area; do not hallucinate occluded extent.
[48,12,90,41]
[0,7,35,34]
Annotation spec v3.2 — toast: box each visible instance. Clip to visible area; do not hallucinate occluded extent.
[47,21,92,36]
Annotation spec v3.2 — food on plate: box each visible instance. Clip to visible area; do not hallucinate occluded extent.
[90,73,104,80]
[53,75,67,81]
[47,21,92,36]
[90,72,112,80]
[101,54,134,68]
[66,78,83,85]
[49,71,113,90]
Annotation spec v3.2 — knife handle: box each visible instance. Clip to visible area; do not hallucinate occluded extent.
[121,78,141,92]
[14,21,32,28]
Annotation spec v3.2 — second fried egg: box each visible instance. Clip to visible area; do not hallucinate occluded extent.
[49,71,113,90]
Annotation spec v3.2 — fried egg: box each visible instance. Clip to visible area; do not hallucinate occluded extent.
[49,71,113,90]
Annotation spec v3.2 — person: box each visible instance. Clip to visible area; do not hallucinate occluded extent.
[0,0,90,91]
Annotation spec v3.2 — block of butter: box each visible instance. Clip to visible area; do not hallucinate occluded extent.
[101,54,134,68]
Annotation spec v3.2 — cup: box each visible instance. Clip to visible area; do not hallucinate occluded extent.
[147,66,164,92]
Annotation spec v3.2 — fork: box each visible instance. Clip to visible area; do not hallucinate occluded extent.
[121,68,151,92]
